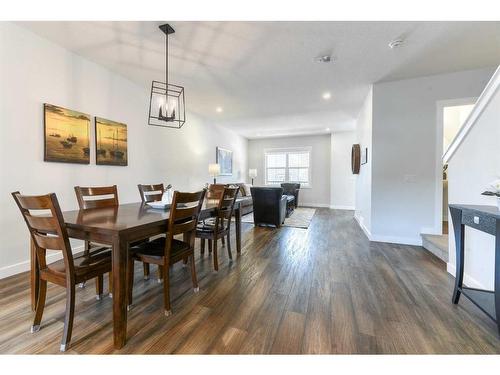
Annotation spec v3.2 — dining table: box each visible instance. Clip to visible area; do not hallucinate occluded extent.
[29,199,242,349]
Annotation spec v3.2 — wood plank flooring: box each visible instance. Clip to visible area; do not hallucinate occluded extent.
[1,209,499,354]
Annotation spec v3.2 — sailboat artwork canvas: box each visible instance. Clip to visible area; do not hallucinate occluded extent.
[44,103,91,164]
[95,117,128,166]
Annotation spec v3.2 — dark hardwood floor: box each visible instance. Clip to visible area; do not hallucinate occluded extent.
[1,209,499,354]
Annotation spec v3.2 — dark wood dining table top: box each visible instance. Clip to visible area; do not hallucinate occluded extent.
[62,199,233,233]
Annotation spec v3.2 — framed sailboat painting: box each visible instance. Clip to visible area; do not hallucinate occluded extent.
[44,103,90,164]
[95,117,128,166]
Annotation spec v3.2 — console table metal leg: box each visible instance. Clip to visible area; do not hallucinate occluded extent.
[450,207,464,304]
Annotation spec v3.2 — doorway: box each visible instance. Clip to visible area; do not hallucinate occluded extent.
[435,98,476,235]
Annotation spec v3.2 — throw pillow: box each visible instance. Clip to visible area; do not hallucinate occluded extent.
[243,183,253,196]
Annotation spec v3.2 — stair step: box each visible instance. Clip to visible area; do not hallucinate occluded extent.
[421,234,448,262]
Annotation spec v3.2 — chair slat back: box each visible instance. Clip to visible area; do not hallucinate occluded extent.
[74,185,119,209]
[216,186,239,231]
[12,192,74,274]
[138,183,164,203]
[166,190,206,248]
[207,184,225,200]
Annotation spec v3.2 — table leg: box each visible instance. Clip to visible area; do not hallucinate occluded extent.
[112,234,128,349]
[235,205,242,254]
[495,220,500,334]
[450,207,464,304]
[30,238,39,312]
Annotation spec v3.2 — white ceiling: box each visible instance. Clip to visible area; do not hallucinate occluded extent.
[17,21,500,138]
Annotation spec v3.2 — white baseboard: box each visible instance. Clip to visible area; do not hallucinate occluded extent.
[330,205,355,210]
[299,203,330,208]
[353,214,422,246]
[354,213,372,240]
[420,226,441,236]
[370,234,422,246]
[446,262,486,290]
[0,245,84,280]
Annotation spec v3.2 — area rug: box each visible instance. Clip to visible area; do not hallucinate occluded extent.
[241,207,316,229]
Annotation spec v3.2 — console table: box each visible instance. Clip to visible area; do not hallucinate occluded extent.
[449,204,500,334]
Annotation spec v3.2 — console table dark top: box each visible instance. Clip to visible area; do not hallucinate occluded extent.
[449,204,500,220]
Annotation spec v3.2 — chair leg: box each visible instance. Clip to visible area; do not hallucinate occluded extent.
[213,238,219,272]
[158,265,164,283]
[227,232,232,260]
[182,257,188,267]
[31,279,47,333]
[78,241,91,289]
[221,236,225,246]
[127,258,135,309]
[200,238,205,256]
[95,275,103,300]
[60,283,75,352]
[108,271,113,297]
[163,263,171,316]
[83,240,90,255]
[208,240,213,254]
[143,263,150,280]
[190,254,199,293]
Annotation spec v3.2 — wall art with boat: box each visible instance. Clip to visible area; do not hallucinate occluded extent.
[95,117,128,166]
[44,103,91,164]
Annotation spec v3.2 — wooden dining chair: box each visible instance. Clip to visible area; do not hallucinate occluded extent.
[137,183,165,280]
[127,189,206,316]
[205,184,226,246]
[74,185,118,289]
[12,192,112,352]
[138,183,164,203]
[196,186,239,271]
[74,185,119,210]
[206,183,225,200]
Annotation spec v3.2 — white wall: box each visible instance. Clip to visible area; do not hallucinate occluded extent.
[447,83,500,290]
[330,131,356,209]
[354,88,373,237]
[370,68,495,245]
[248,134,331,207]
[0,22,248,278]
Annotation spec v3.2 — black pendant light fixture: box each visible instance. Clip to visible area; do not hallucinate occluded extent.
[148,23,186,128]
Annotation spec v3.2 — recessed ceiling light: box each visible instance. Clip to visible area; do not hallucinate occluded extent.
[314,55,335,63]
[325,128,330,131]
[215,107,223,113]
[388,39,404,49]
[322,92,331,100]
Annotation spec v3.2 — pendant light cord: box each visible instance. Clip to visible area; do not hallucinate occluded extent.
[165,29,168,106]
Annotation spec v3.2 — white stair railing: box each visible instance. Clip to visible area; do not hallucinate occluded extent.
[443,65,500,164]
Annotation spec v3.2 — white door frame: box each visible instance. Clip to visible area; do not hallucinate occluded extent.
[432,97,477,235]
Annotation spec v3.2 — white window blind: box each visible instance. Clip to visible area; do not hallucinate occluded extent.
[264,148,311,186]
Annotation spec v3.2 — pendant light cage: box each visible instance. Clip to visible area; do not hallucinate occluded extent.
[148,23,186,129]
[148,81,186,128]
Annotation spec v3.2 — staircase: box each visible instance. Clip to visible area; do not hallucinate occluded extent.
[423,65,500,265]
[443,65,500,164]
[421,234,448,262]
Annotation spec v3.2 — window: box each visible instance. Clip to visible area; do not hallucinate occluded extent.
[265,148,311,186]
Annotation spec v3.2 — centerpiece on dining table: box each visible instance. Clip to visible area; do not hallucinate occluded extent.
[146,184,173,209]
